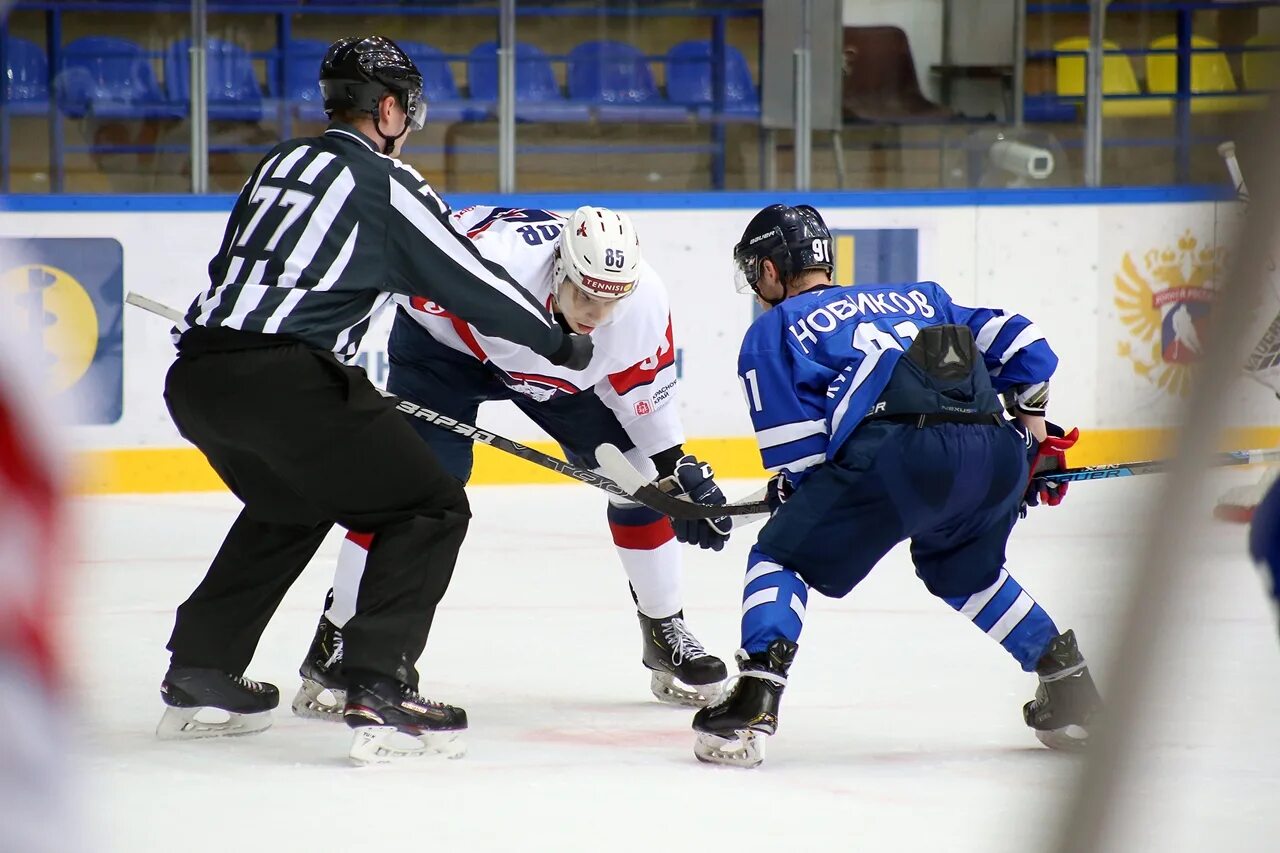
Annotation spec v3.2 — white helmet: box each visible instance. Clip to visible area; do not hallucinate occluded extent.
[554,206,641,300]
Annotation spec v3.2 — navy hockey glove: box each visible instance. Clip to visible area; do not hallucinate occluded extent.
[659,455,732,551]
[765,471,794,513]
[548,332,594,371]
[1024,423,1079,511]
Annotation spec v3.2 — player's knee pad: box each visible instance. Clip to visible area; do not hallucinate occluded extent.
[917,562,1003,600]
[785,557,869,599]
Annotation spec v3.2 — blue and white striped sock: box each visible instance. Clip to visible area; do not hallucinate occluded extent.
[944,569,1058,672]
[741,547,809,655]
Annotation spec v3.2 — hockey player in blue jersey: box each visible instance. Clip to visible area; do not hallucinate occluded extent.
[691,204,1102,767]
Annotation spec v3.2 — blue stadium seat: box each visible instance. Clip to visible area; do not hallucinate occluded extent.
[56,36,177,120]
[568,39,687,122]
[283,39,329,122]
[467,41,590,122]
[397,41,480,124]
[2,36,49,116]
[666,39,759,119]
[165,37,263,122]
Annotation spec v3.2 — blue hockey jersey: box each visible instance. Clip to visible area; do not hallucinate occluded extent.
[738,281,1058,483]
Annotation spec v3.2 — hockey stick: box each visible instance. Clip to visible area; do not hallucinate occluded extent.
[1040,446,1280,483]
[1219,140,1247,202]
[1219,142,1280,383]
[139,292,1271,508]
[124,291,769,520]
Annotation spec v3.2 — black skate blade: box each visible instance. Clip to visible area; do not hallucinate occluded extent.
[156,705,273,740]
[348,725,466,764]
[291,679,346,722]
[692,730,765,768]
[1034,724,1090,752]
[649,671,724,708]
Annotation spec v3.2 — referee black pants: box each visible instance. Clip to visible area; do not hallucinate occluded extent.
[163,337,470,688]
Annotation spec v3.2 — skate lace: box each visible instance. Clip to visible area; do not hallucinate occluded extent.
[323,633,344,670]
[230,674,269,694]
[662,617,709,667]
[402,685,451,710]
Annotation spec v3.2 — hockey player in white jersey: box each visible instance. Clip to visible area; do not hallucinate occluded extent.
[294,206,731,717]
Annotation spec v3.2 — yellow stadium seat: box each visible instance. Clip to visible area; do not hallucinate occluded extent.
[1146,34,1266,113]
[1054,37,1171,117]
[1243,34,1279,93]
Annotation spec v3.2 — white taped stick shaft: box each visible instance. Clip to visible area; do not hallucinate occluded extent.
[1219,141,1248,198]
[125,291,186,325]
[593,444,654,495]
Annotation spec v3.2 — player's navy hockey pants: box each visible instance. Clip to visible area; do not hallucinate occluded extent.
[744,419,1060,670]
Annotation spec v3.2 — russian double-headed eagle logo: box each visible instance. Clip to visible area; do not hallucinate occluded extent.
[1115,231,1225,397]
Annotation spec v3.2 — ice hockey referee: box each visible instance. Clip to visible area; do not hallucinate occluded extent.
[156,35,591,763]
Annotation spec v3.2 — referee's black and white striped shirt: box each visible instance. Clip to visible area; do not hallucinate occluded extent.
[177,124,565,361]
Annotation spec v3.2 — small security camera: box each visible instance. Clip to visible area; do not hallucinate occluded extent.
[989,139,1055,180]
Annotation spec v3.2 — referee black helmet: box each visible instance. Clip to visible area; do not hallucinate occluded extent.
[320,36,426,142]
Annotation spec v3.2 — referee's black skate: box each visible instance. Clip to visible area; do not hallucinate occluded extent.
[692,638,796,768]
[157,665,279,740]
[292,613,346,721]
[1023,629,1102,751]
[639,610,727,707]
[343,672,467,763]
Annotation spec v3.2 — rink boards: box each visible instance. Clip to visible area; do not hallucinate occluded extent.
[3,188,1273,494]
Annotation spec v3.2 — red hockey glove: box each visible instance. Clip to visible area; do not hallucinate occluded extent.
[1025,425,1079,509]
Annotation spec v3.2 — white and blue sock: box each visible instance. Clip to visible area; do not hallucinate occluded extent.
[943,568,1058,671]
[740,546,809,654]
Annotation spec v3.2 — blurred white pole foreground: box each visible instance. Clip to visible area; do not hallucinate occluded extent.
[1050,109,1280,852]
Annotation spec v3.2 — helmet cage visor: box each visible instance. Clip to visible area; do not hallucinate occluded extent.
[733,227,787,294]
[401,82,427,130]
[320,76,426,130]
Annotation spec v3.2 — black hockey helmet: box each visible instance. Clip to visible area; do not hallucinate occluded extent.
[732,204,833,301]
[319,36,426,133]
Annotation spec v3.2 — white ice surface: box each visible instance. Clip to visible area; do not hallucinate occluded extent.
[65,472,1280,852]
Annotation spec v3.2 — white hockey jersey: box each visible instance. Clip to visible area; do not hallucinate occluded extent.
[395,205,684,457]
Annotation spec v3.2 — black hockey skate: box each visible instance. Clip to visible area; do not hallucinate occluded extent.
[157,665,279,740]
[292,614,346,721]
[639,610,727,707]
[691,638,796,768]
[343,671,468,764]
[1023,629,1102,751]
